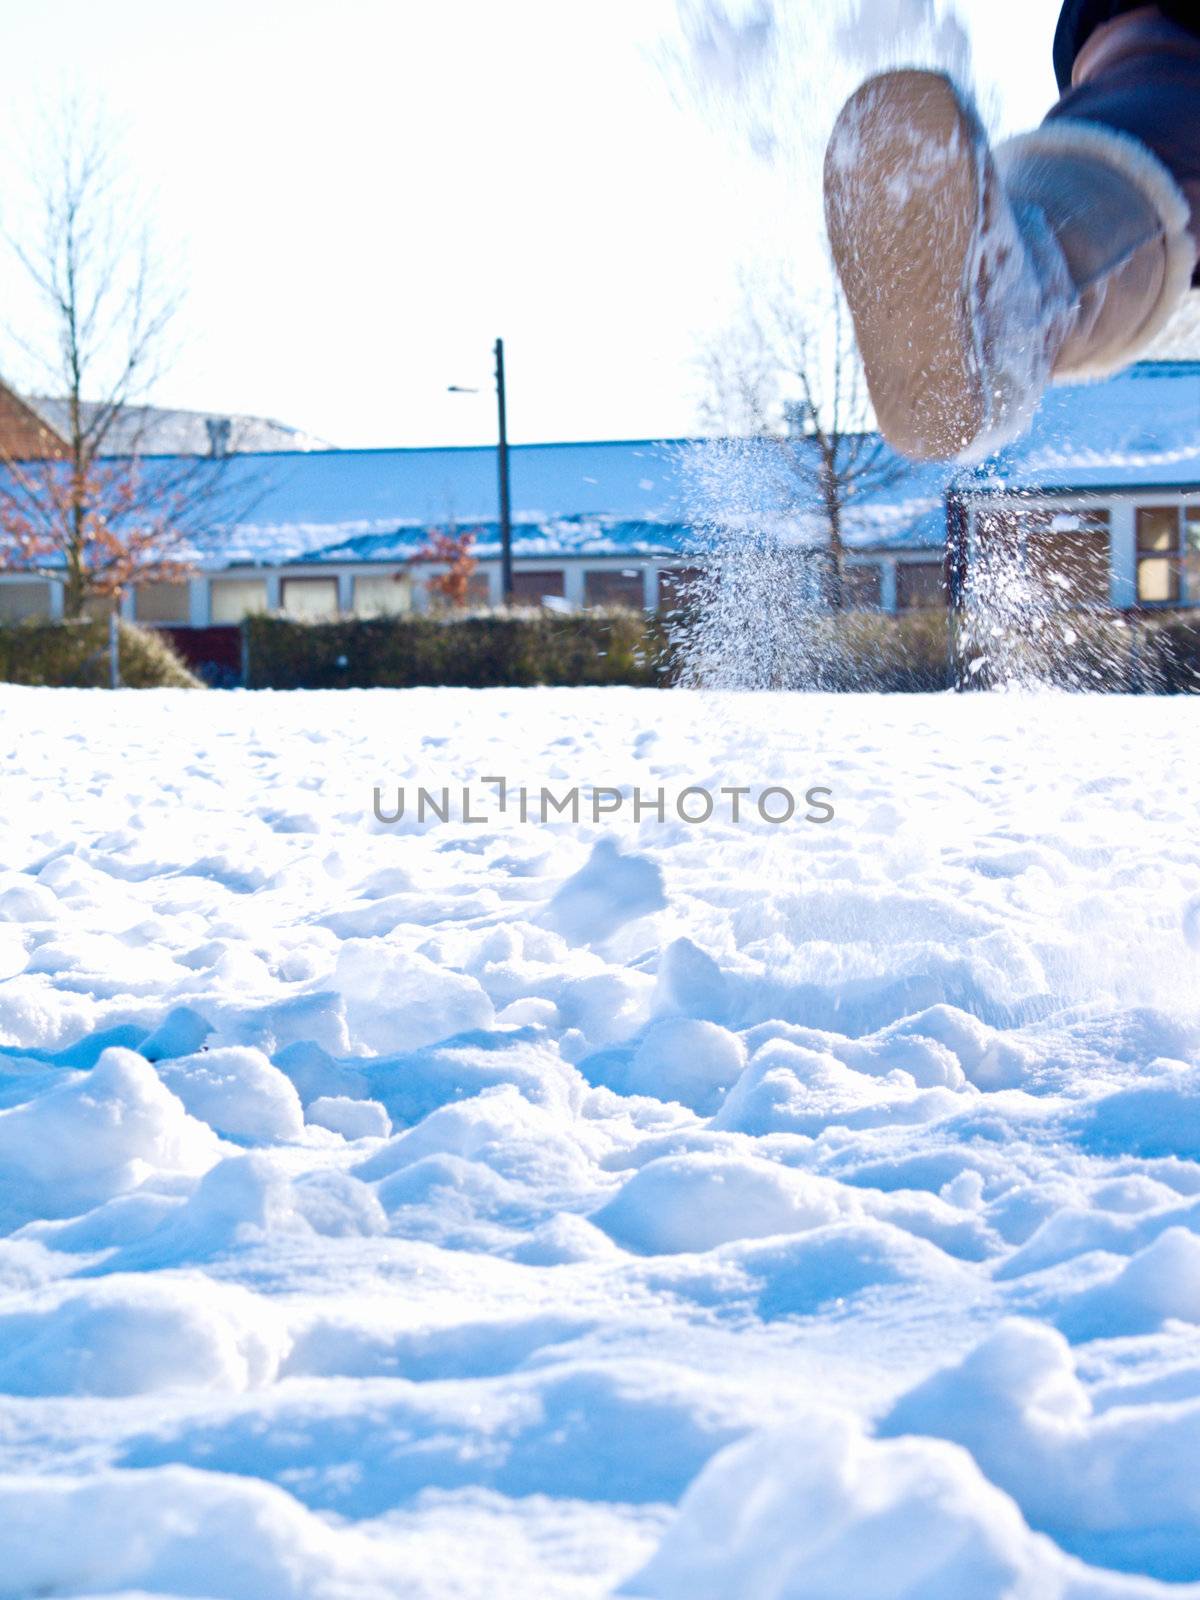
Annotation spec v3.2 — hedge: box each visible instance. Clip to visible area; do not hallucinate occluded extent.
[0,609,1194,694]
[244,608,954,692]
[241,607,1200,693]
[1141,614,1200,692]
[243,609,668,690]
[797,610,955,692]
[0,619,202,688]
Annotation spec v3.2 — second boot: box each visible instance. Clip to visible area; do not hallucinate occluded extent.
[824,69,1194,462]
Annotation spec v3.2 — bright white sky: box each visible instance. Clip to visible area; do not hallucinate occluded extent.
[0,0,1058,447]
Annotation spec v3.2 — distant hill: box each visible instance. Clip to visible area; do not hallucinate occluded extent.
[21,397,332,457]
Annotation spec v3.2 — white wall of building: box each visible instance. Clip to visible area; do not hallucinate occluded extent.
[4,490,1199,624]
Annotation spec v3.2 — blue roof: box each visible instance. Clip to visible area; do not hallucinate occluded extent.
[218,437,691,545]
[224,363,1200,566]
[208,435,948,564]
[966,361,1200,493]
[2,364,1196,572]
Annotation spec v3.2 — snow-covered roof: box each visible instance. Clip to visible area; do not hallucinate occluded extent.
[964,360,1200,493]
[196,436,948,567]
[187,439,700,567]
[4,363,1197,571]
[209,362,1200,567]
[298,515,689,564]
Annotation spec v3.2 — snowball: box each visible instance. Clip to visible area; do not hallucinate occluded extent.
[880,1319,1200,1576]
[136,1152,386,1262]
[331,940,493,1054]
[372,1150,525,1242]
[1058,1226,1200,1340]
[155,1152,303,1249]
[0,880,57,921]
[543,839,666,946]
[713,1040,959,1136]
[306,1095,391,1140]
[139,1005,213,1062]
[593,1152,847,1254]
[556,970,654,1048]
[0,1048,219,1231]
[880,1005,1031,1090]
[494,996,559,1027]
[156,1046,305,1142]
[0,1465,384,1598]
[510,1211,624,1265]
[609,1019,746,1114]
[238,989,352,1056]
[940,1170,986,1210]
[0,974,97,1054]
[0,1275,287,1396]
[652,937,729,1022]
[624,1411,1105,1600]
[356,1085,593,1196]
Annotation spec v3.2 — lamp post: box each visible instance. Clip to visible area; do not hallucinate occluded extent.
[448,336,514,606]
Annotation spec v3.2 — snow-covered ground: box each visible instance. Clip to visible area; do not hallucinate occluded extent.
[1,684,1198,1599]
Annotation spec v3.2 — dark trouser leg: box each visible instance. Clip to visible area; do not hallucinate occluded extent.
[1047,5,1200,280]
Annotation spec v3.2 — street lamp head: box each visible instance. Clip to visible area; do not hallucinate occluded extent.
[446,385,480,394]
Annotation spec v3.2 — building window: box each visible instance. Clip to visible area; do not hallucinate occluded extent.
[843,564,882,610]
[0,581,51,622]
[584,568,644,609]
[1039,515,1111,607]
[1136,506,1182,603]
[1187,507,1200,601]
[895,561,945,609]
[975,507,1111,607]
[281,577,338,619]
[134,581,190,624]
[510,569,565,605]
[210,578,269,623]
[657,567,704,613]
[353,573,411,617]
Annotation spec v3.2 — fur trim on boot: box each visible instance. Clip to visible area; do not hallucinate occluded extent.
[995,118,1194,380]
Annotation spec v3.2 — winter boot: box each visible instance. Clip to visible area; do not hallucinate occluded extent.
[823,69,1195,462]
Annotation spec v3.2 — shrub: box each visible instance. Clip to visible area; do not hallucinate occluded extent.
[814,609,954,692]
[956,612,1139,692]
[1141,614,1200,693]
[117,622,205,688]
[0,619,202,688]
[663,601,954,692]
[244,608,669,690]
[238,605,1200,693]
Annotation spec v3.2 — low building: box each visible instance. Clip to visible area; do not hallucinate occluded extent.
[946,361,1200,610]
[0,362,1196,672]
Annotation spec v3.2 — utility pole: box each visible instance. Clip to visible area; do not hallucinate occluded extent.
[449,341,515,606]
[945,486,969,691]
[494,337,514,606]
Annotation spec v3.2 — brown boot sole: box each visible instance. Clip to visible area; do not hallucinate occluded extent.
[825,70,989,462]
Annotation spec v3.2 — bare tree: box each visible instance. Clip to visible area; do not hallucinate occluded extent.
[0,104,229,617]
[699,268,902,607]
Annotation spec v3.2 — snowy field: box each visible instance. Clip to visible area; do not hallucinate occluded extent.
[1,683,1199,1599]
